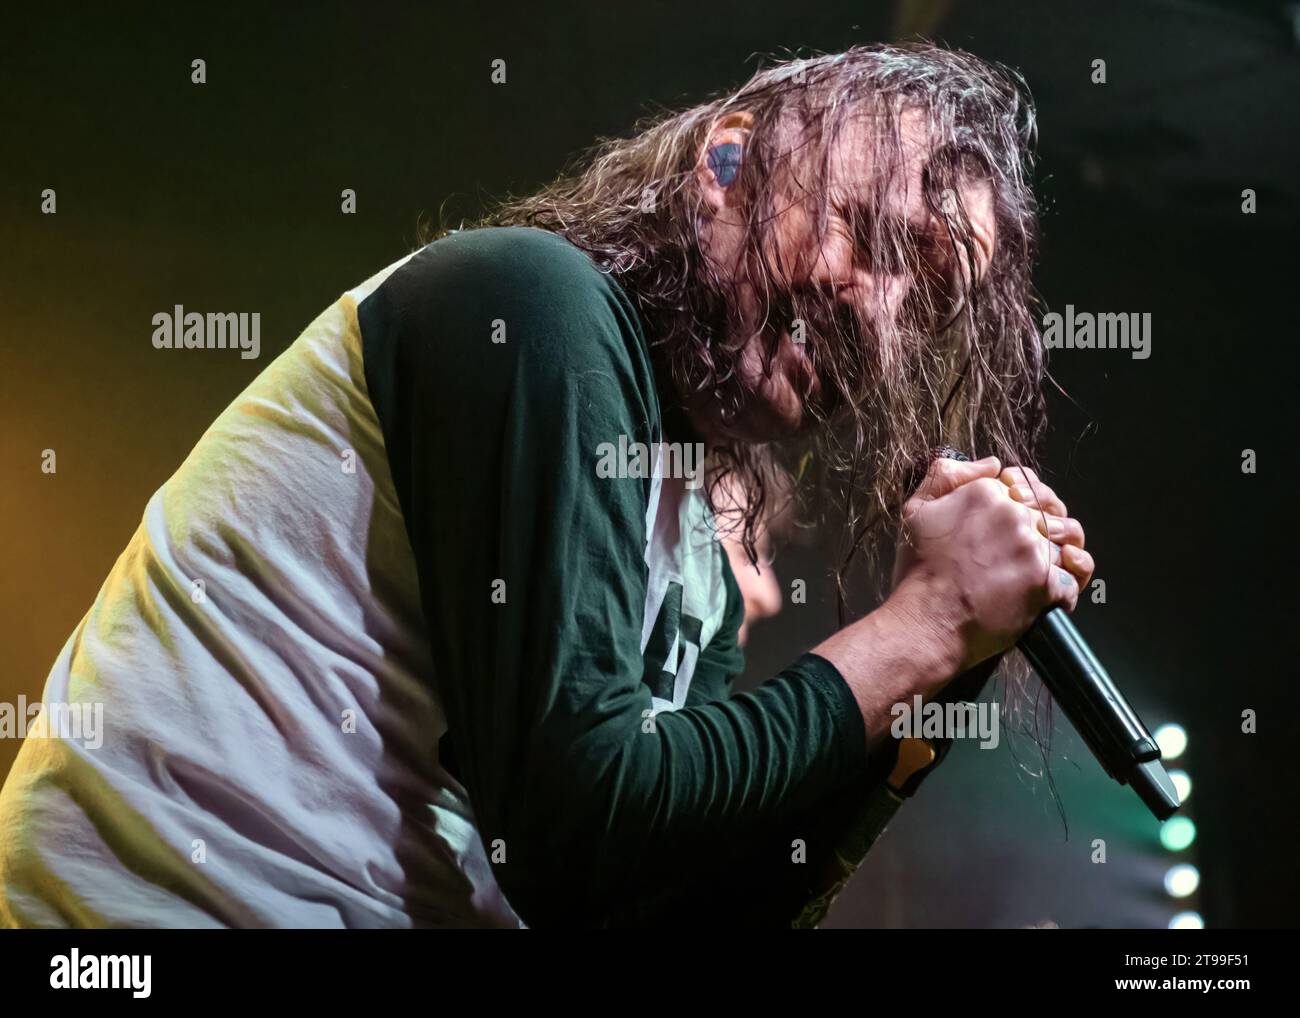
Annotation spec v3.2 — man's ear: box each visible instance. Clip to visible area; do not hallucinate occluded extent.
[696,111,754,213]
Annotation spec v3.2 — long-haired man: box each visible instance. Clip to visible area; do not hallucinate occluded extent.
[0,43,1091,928]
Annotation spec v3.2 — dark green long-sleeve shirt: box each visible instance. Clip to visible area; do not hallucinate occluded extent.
[358,226,872,925]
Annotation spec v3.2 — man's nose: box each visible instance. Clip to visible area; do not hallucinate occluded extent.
[806,246,911,328]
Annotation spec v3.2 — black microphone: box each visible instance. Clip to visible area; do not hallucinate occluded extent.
[939,448,1180,821]
[790,446,1182,926]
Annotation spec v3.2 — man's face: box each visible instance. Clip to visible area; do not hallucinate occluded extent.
[694,108,996,444]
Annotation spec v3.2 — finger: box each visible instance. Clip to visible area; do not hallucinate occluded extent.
[914,454,1000,503]
[1030,534,1064,568]
[998,465,1043,494]
[999,465,1065,515]
[1006,484,1067,518]
[1047,563,1080,612]
[1003,471,1067,517]
[1033,514,1086,549]
[1061,543,1095,589]
[998,465,1039,488]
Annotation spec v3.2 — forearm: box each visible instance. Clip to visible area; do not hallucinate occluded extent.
[491,652,868,925]
[813,575,967,745]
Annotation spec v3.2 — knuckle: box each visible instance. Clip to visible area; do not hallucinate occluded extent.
[1015,530,1045,561]
[999,498,1028,526]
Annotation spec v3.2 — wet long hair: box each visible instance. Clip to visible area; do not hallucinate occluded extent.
[441,43,1054,756]
[465,42,1043,550]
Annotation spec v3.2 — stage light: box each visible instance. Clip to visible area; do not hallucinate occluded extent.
[1168,911,1204,929]
[1169,769,1191,802]
[1159,817,1196,852]
[1164,864,1200,898]
[1154,723,1187,760]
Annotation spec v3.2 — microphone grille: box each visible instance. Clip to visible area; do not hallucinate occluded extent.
[906,446,972,494]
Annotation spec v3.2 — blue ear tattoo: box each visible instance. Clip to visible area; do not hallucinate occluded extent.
[707,142,743,187]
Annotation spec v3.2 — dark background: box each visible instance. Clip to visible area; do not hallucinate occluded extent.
[2,1,1295,927]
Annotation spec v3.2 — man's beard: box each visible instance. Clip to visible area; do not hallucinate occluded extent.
[685,270,956,488]
[763,281,938,432]
[750,277,962,527]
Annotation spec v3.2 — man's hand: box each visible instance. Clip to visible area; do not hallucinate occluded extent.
[817,455,1097,743]
[891,460,1093,594]
[889,455,1094,675]
[890,455,992,590]
[997,464,1095,596]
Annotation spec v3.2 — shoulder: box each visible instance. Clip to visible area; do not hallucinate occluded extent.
[363,227,646,372]
[356,226,660,442]
[427,226,611,296]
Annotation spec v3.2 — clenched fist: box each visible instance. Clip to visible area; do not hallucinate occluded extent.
[889,456,1096,673]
